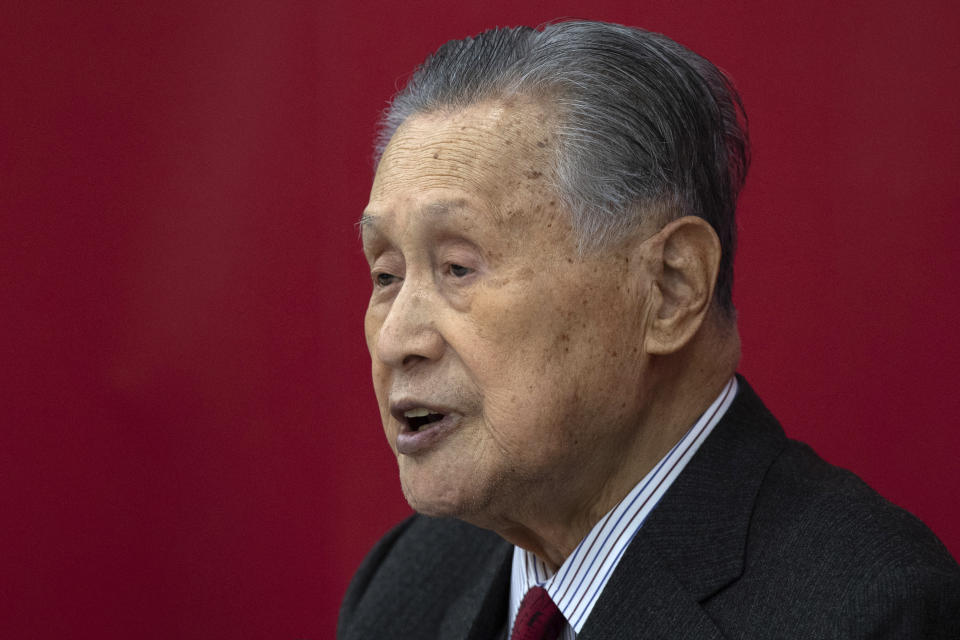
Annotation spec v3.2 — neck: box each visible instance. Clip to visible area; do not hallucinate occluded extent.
[496,315,741,570]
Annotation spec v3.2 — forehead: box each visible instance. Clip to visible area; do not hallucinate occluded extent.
[366,99,558,225]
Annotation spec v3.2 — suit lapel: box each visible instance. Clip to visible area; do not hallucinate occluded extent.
[579,543,729,639]
[579,377,787,639]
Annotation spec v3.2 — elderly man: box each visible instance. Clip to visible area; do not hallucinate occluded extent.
[339,21,960,639]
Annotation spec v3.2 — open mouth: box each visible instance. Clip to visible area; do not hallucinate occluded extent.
[404,408,445,432]
[392,404,459,455]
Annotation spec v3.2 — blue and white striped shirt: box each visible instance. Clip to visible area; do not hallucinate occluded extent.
[507,377,738,639]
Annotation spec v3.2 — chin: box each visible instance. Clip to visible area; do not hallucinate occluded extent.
[399,472,493,522]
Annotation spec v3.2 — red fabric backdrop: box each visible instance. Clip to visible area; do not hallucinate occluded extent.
[3,1,958,637]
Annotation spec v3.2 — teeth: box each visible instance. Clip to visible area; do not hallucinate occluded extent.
[404,408,431,418]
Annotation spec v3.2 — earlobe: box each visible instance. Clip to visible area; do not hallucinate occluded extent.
[643,216,721,355]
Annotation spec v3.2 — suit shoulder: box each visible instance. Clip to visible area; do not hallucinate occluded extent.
[351,514,504,575]
[735,439,960,636]
[757,439,956,569]
[339,514,418,619]
[338,515,509,639]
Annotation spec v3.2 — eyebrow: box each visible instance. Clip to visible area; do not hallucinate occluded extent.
[357,213,377,230]
[357,198,470,232]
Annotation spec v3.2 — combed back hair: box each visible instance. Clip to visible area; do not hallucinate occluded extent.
[375,20,749,312]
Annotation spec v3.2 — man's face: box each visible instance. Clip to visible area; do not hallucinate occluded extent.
[362,99,654,528]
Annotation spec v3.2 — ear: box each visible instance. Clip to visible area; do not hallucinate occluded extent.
[642,216,721,355]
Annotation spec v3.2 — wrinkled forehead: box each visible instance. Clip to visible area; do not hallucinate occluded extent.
[369,99,559,218]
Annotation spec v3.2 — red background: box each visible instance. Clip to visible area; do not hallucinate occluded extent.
[3,1,958,637]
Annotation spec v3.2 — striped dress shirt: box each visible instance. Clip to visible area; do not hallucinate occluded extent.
[507,377,739,639]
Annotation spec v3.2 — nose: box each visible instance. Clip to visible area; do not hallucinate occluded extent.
[373,279,445,369]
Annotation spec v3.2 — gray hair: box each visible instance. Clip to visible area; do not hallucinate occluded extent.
[375,21,749,312]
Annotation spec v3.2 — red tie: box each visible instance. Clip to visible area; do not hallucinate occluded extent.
[511,586,564,640]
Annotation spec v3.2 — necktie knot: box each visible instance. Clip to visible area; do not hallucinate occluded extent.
[511,586,564,640]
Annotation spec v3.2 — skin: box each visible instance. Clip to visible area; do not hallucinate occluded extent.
[361,97,741,569]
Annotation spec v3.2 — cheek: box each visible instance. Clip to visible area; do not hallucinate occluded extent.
[364,307,392,412]
[462,299,586,429]
[363,303,382,353]
[488,290,644,419]
[460,284,590,405]
[368,364,396,453]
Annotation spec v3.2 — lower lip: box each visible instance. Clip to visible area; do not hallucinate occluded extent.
[395,414,461,455]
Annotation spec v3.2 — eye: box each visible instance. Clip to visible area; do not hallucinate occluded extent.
[448,264,473,278]
[373,272,400,287]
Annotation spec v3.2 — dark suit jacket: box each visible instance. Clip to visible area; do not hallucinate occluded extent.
[339,378,960,639]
